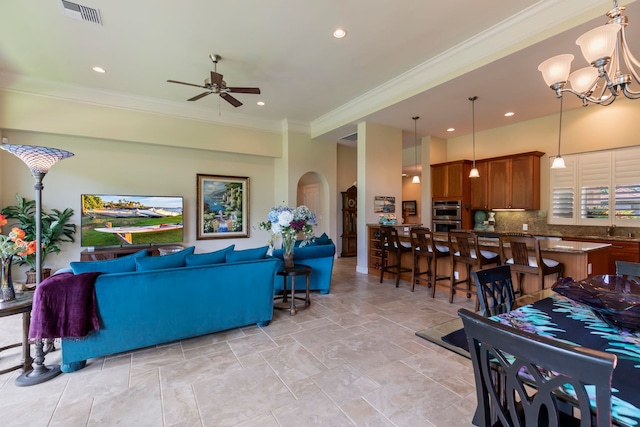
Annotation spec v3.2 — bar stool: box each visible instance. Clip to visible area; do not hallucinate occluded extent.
[410,227,450,295]
[379,226,412,288]
[499,235,563,295]
[448,230,500,304]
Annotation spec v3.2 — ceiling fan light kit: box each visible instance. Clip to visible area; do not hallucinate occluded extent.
[538,0,640,105]
[167,54,261,108]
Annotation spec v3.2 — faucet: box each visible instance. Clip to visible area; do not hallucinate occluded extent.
[607,224,616,237]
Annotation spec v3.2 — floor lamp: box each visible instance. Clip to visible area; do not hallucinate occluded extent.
[1,140,74,386]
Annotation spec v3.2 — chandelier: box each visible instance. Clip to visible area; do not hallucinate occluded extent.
[538,0,640,105]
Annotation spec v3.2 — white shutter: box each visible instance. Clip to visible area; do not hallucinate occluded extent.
[578,151,611,225]
[614,146,640,224]
[549,154,576,224]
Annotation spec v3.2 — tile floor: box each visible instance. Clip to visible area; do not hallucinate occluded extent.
[0,258,478,426]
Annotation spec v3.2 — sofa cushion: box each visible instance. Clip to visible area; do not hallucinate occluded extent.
[185,245,235,266]
[135,246,195,271]
[226,246,269,263]
[273,242,335,261]
[311,233,331,246]
[70,249,148,274]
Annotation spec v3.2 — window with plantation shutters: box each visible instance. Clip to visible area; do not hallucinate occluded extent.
[579,151,611,224]
[549,155,576,224]
[614,147,640,222]
[549,146,640,227]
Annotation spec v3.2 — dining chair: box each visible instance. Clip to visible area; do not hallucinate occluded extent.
[499,235,563,295]
[471,265,515,317]
[448,230,500,304]
[459,308,616,427]
[410,227,450,294]
[379,226,412,288]
[616,260,640,283]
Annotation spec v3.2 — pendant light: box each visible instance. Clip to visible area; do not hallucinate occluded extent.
[469,96,480,178]
[551,96,567,169]
[412,116,421,184]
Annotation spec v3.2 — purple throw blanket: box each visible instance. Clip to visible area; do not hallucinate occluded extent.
[29,272,101,340]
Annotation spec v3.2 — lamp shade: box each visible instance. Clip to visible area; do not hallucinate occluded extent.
[538,54,574,87]
[576,24,621,64]
[551,156,566,169]
[0,144,74,174]
[568,67,600,94]
[412,175,420,184]
[469,167,480,178]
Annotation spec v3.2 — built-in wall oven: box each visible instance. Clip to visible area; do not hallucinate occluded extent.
[432,200,462,232]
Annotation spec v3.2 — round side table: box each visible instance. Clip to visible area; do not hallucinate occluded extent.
[274,264,312,315]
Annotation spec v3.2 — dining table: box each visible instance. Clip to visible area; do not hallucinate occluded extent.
[415,287,640,427]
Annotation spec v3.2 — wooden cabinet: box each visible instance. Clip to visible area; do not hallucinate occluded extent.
[563,238,640,274]
[486,152,543,210]
[469,161,488,209]
[431,161,471,199]
[340,185,357,257]
[79,245,175,260]
[368,225,383,273]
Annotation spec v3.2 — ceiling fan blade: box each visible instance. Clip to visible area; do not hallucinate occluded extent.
[187,92,213,101]
[227,87,261,94]
[221,93,242,107]
[210,71,223,87]
[167,79,207,89]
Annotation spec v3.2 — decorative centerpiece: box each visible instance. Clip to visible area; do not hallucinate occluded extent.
[259,205,316,268]
[378,213,397,225]
[0,214,36,302]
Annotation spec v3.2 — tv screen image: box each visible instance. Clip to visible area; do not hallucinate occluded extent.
[81,194,184,247]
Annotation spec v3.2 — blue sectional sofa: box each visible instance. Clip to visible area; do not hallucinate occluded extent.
[58,245,278,372]
[272,235,336,294]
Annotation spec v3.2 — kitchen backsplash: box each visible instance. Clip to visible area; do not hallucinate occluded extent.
[490,210,637,238]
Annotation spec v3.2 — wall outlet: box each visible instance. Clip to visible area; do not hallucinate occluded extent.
[454,271,459,280]
[522,223,528,231]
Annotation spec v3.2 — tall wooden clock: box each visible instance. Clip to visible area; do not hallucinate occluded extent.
[341,185,357,257]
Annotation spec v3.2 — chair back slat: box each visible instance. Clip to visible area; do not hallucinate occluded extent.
[459,308,616,427]
[449,231,476,260]
[471,265,515,317]
[410,227,431,254]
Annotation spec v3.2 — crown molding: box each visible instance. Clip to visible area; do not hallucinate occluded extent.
[310,0,615,139]
[0,71,283,134]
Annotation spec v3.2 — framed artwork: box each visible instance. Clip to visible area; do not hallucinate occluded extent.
[403,200,417,215]
[196,174,249,239]
[374,196,395,213]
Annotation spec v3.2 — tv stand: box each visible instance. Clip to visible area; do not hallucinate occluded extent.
[80,245,181,261]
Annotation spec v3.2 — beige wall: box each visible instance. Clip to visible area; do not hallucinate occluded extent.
[444,101,640,211]
[0,91,337,278]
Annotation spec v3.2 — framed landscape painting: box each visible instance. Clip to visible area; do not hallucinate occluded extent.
[196,174,249,239]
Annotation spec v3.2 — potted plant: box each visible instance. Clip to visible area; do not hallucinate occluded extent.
[1,194,76,283]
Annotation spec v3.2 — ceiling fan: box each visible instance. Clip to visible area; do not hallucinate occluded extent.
[167,54,261,107]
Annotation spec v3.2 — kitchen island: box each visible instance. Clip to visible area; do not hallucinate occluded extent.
[367,225,611,296]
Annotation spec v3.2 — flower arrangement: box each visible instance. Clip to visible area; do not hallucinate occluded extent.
[258,205,316,255]
[0,214,36,260]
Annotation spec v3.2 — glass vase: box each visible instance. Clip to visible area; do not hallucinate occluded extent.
[0,255,16,303]
[282,234,295,269]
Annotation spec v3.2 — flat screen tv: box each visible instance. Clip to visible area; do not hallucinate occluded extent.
[80,194,184,248]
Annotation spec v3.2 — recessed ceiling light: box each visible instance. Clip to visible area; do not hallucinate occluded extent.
[257,101,265,106]
[92,66,106,73]
[447,128,455,132]
[504,112,515,117]
[333,28,347,38]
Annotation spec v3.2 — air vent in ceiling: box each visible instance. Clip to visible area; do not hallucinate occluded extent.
[60,0,102,25]
[340,132,358,142]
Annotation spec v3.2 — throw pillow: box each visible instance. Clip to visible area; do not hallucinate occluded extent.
[226,246,269,263]
[135,246,195,271]
[312,233,331,246]
[185,244,235,266]
[70,249,148,274]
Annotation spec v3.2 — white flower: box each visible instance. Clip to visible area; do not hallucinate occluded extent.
[277,210,293,227]
[271,223,282,234]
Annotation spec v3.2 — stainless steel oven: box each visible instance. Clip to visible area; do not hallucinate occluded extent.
[432,219,462,233]
[432,200,462,221]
